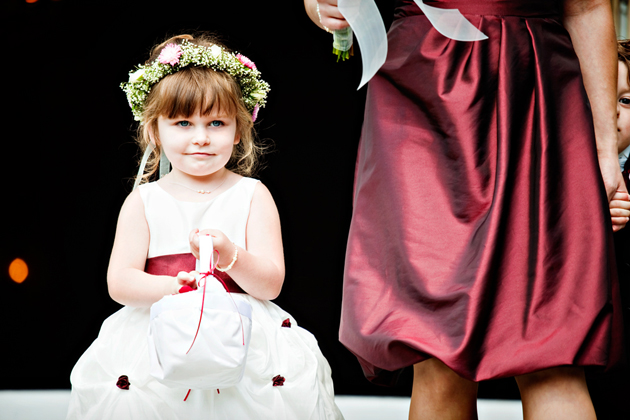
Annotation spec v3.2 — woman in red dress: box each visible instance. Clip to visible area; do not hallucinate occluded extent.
[306,0,626,419]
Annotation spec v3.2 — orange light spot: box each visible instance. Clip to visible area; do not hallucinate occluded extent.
[26,0,38,3]
[9,258,28,283]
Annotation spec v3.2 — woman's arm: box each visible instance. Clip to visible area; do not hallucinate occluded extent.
[107,190,191,307]
[191,183,285,301]
[563,0,625,199]
[304,0,349,31]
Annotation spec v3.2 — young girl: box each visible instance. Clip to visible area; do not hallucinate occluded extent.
[66,33,344,420]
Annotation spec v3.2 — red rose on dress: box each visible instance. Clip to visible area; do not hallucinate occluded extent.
[281,318,291,328]
[272,375,285,386]
[116,375,130,390]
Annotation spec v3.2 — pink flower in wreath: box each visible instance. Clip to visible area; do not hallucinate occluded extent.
[236,54,257,70]
[158,44,183,66]
[251,104,260,122]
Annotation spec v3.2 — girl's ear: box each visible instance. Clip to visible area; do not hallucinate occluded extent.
[147,124,160,147]
[233,131,241,145]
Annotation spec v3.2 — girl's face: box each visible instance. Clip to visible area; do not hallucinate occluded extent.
[156,111,240,180]
[618,61,630,154]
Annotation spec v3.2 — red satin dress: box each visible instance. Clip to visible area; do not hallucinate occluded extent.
[339,0,623,385]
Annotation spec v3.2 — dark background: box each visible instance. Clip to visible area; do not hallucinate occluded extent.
[0,0,525,400]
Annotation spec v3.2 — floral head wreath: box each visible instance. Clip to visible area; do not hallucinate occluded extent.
[121,39,270,123]
[121,39,270,190]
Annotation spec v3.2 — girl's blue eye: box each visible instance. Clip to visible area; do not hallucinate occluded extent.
[177,121,191,127]
[621,98,630,105]
[210,120,223,127]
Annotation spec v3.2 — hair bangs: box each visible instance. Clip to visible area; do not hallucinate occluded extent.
[153,67,239,119]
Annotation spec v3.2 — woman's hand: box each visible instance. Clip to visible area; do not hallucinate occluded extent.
[609,189,630,231]
[304,0,349,32]
[599,155,625,201]
[597,155,630,231]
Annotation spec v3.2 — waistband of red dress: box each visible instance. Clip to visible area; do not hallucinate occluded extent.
[395,0,561,18]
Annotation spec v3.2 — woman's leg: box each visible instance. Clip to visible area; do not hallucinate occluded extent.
[515,366,596,420]
[409,358,479,420]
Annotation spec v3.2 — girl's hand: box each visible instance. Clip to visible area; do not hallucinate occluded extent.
[188,228,233,265]
[610,190,630,231]
[184,183,284,300]
[175,270,199,293]
[305,0,349,32]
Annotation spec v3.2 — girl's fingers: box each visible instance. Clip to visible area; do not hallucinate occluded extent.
[176,271,199,289]
[189,228,199,244]
[176,271,193,282]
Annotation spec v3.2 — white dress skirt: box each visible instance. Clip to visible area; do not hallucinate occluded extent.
[67,178,344,420]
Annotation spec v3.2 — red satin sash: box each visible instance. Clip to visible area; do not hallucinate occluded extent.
[145,253,247,294]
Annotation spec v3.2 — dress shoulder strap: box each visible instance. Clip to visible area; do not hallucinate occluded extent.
[237,177,260,203]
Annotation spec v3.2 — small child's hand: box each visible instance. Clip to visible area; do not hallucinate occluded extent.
[175,270,198,294]
[610,191,630,232]
[188,228,233,264]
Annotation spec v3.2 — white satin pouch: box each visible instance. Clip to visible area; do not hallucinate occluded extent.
[147,235,253,389]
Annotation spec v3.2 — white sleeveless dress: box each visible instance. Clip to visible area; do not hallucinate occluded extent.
[67,177,344,420]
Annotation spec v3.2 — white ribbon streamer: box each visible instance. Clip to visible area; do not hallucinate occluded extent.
[414,1,488,42]
[159,150,171,178]
[133,142,155,191]
[337,0,387,89]
[337,0,488,89]
[133,143,171,191]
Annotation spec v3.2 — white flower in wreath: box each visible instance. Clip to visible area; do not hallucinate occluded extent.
[210,45,222,57]
[128,68,146,83]
[251,89,266,101]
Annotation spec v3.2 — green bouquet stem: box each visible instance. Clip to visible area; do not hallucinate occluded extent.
[332,26,353,62]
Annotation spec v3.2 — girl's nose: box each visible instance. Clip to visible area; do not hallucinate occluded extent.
[192,128,210,145]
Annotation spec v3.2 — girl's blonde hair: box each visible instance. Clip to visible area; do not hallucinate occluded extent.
[135,33,263,185]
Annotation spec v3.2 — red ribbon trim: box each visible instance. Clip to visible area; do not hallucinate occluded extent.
[186,250,219,355]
